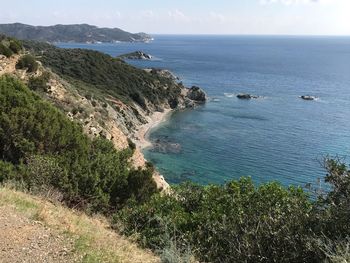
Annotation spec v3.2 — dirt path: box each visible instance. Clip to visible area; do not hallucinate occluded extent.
[0,187,160,263]
[0,206,77,263]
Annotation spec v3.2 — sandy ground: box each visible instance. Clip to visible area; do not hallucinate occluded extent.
[134,108,172,150]
[132,109,172,191]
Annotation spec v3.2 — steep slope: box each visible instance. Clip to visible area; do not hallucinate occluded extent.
[0,187,160,263]
[1,36,206,192]
[0,23,152,43]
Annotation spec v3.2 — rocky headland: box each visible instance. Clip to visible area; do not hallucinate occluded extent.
[119,51,153,60]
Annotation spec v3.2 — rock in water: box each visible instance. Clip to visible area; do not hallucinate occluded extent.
[300,95,316,101]
[237,93,259,99]
[187,86,207,103]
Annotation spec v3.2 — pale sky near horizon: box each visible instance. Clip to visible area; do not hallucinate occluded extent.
[1,0,350,35]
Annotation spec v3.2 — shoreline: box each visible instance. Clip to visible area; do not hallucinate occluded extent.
[134,108,173,150]
[133,108,173,191]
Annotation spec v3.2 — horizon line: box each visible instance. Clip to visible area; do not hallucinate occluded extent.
[1,22,349,38]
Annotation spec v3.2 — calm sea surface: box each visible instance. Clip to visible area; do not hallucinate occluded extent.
[58,35,350,187]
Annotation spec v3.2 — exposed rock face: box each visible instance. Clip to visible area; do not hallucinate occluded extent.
[186,86,207,103]
[144,68,180,81]
[119,51,152,60]
[237,93,259,99]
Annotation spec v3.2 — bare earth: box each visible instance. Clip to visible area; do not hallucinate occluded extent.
[0,206,77,263]
[0,187,160,263]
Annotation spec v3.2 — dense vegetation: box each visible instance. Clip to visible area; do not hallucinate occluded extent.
[0,76,157,212]
[23,41,183,111]
[116,161,350,262]
[0,35,23,57]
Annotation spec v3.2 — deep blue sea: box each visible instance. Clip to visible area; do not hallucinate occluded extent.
[58,35,350,187]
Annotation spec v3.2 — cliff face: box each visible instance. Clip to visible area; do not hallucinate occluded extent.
[0,42,206,190]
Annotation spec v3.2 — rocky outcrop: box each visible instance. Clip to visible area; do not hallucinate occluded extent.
[187,86,207,103]
[119,51,152,60]
[300,95,316,101]
[237,93,259,99]
[144,68,180,81]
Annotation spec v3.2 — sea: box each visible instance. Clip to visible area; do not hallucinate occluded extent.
[58,35,350,188]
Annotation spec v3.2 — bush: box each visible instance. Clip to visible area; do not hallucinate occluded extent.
[0,43,13,58]
[312,158,350,239]
[0,160,17,183]
[9,39,22,54]
[117,178,315,263]
[127,138,136,150]
[28,71,50,91]
[24,155,65,193]
[16,54,39,72]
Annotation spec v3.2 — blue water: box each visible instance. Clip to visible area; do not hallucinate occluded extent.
[58,35,350,187]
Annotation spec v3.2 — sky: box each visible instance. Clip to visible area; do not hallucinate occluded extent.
[1,0,350,35]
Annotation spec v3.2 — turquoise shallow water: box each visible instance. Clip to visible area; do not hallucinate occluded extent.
[58,35,350,187]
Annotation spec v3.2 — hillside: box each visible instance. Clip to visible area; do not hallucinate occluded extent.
[1,34,350,263]
[0,23,152,43]
[0,186,159,263]
[1,35,206,191]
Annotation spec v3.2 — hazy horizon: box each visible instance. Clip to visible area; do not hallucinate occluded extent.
[1,0,349,36]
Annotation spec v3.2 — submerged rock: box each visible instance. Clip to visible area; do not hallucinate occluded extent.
[152,139,182,154]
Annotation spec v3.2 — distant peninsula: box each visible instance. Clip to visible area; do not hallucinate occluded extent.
[0,23,153,43]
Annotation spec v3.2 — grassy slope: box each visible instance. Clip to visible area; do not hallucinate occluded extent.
[0,187,160,263]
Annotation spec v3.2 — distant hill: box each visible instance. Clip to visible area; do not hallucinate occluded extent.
[0,23,153,43]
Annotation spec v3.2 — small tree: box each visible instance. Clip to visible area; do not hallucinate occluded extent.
[9,40,22,54]
[28,72,50,91]
[16,54,39,72]
[0,43,13,58]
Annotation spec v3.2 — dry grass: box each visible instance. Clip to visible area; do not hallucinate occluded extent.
[0,187,160,263]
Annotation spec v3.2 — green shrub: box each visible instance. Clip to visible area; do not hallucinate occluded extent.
[91,100,97,107]
[117,178,315,263]
[127,138,136,150]
[0,43,13,58]
[24,155,65,193]
[0,160,17,183]
[16,54,39,72]
[28,71,50,91]
[9,39,22,54]
[313,159,350,239]
[72,107,79,115]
